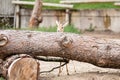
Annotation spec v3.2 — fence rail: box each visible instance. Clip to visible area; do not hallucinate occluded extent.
[12,1,73,8]
[114,2,120,6]
[11,0,120,32]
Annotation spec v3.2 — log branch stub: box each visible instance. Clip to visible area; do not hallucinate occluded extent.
[0,34,8,47]
[58,35,73,48]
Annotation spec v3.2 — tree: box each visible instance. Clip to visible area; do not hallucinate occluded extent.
[29,0,43,29]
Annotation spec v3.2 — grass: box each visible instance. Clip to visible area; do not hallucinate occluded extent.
[0,77,4,80]
[36,25,81,34]
[74,2,120,9]
[20,25,81,34]
[64,25,81,34]
[20,0,120,9]
[43,0,60,3]
[20,0,63,9]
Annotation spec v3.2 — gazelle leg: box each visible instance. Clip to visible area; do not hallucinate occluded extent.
[58,62,62,76]
[71,60,76,73]
[66,64,69,75]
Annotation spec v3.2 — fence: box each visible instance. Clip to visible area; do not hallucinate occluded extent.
[20,9,120,32]
[0,0,120,32]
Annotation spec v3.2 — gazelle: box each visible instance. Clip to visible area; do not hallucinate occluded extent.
[56,20,69,76]
[56,20,68,32]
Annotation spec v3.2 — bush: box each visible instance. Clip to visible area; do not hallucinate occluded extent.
[0,77,4,80]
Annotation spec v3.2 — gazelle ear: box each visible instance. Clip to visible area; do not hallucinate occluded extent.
[56,20,60,27]
[62,21,68,27]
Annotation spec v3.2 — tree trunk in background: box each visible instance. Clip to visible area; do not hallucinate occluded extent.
[29,0,43,29]
[0,30,120,69]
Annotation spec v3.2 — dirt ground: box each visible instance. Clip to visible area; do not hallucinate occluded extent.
[39,31,120,80]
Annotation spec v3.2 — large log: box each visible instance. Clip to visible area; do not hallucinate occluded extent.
[0,30,120,69]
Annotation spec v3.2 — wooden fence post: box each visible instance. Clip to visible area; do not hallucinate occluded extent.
[14,0,20,29]
[65,9,71,25]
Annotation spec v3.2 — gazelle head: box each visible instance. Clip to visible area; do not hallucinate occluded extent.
[56,20,68,32]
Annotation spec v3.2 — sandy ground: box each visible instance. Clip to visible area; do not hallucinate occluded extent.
[39,31,120,80]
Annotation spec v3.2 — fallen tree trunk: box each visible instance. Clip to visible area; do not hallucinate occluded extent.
[0,30,120,69]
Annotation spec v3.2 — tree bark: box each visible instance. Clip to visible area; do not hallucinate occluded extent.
[29,0,43,29]
[0,30,120,69]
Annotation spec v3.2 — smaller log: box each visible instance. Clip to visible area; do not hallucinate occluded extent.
[7,57,39,80]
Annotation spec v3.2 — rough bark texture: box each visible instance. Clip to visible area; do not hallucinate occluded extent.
[29,0,43,28]
[0,30,120,69]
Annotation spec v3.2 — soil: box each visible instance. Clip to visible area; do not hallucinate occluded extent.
[39,30,120,80]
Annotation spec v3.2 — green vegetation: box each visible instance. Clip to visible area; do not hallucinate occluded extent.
[20,25,81,34]
[20,0,63,9]
[64,25,81,34]
[0,77,4,80]
[74,2,120,9]
[20,0,120,9]
[43,0,60,3]
[0,17,13,29]
[34,25,81,34]
[34,26,57,32]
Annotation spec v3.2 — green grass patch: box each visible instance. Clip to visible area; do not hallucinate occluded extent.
[43,0,62,9]
[20,25,81,34]
[37,25,81,34]
[64,25,81,34]
[0,77,5,80]
[43,0,60,3]
[35,26,57,32]
[74,2,120,9]
[20,0,63,9]
[20,0,120,9]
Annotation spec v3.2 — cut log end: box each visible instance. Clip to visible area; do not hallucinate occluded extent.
[8,57,40,80]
